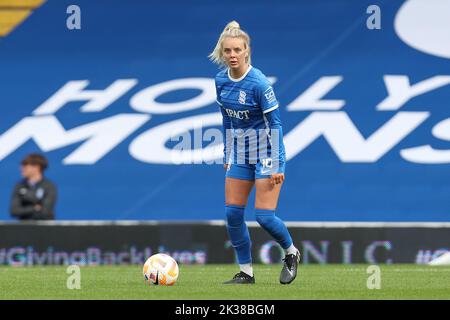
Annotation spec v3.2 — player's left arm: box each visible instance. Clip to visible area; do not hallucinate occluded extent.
[257,81,285,185]
[264,108,285,185]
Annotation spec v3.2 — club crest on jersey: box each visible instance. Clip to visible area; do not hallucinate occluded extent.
[238,90,246,104]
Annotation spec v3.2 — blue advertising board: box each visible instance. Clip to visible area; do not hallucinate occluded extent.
[1,0,450,221]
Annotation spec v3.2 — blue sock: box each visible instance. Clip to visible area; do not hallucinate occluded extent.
[255,208,293,249]
[225,205,252,264]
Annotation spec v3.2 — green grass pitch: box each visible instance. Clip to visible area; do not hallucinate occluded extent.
[1,264,450,299]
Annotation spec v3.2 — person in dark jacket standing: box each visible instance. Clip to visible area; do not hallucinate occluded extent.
[10,153,57,220]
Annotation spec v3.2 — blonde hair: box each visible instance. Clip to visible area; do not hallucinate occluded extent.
[209,21,251,67]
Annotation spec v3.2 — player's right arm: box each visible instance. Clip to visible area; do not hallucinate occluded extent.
[220,106,232,170]
[216,80,232,169]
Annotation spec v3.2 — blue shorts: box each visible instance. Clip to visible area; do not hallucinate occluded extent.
[225,160,286,181]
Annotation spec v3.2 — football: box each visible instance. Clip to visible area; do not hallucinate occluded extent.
[143,253,179,286]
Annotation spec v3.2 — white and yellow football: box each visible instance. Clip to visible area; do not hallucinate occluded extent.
[143,253,179,286]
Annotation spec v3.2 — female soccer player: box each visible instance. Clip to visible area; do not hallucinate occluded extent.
[209,21,300,284]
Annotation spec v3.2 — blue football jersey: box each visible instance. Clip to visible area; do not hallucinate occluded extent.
[215,65,285,165]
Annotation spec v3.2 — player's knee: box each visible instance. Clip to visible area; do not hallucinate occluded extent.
[225,205,245,226]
